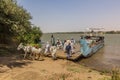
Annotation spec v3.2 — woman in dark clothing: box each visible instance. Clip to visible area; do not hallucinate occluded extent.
[51,34,55,46]
[65,42,71,59]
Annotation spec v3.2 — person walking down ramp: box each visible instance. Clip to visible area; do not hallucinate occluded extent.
[65,41,71,59]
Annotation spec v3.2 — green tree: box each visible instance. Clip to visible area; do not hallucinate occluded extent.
[0,0,42,44]
[20,25,42,44]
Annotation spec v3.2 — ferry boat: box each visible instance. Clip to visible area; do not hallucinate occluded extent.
[80,28,104,57]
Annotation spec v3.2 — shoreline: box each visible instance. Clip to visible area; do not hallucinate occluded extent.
[0,53,110,80]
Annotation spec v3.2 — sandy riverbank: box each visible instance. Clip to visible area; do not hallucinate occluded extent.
[0,53,109,80]
[0,43,110,80]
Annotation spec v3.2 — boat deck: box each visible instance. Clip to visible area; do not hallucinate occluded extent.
[56,44,82,61]
[56,50,82,61]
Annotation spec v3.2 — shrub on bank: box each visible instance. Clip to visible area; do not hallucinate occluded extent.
[99,68,120,80]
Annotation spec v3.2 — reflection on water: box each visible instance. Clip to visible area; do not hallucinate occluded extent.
[41,34,120,71]
[79,46,120,71]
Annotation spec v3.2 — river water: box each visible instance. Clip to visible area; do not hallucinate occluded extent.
[41,34,120,71]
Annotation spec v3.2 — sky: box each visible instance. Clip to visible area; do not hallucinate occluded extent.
[17,0,120,33]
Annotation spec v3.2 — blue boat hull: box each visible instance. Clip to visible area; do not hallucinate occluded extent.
[81,42,104,57]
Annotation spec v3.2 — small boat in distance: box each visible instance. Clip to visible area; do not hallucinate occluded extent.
[80,28,104,57]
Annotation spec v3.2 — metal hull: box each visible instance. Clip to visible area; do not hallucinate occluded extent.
[82,42,104,57]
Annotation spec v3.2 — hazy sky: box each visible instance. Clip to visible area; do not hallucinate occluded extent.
[17,0,120,33]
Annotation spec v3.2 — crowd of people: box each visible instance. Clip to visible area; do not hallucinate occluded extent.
[43,34,76,59]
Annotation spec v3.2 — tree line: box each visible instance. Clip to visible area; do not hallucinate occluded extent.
[0,0,42,44]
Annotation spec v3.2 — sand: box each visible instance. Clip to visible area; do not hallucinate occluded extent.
[0,54,109,80]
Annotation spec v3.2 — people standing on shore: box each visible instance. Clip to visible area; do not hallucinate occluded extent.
[56,38,63,49]
[44,41,50,55]
[51,34,55,46]
[71,38,76,45]
[70,38,75,54]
